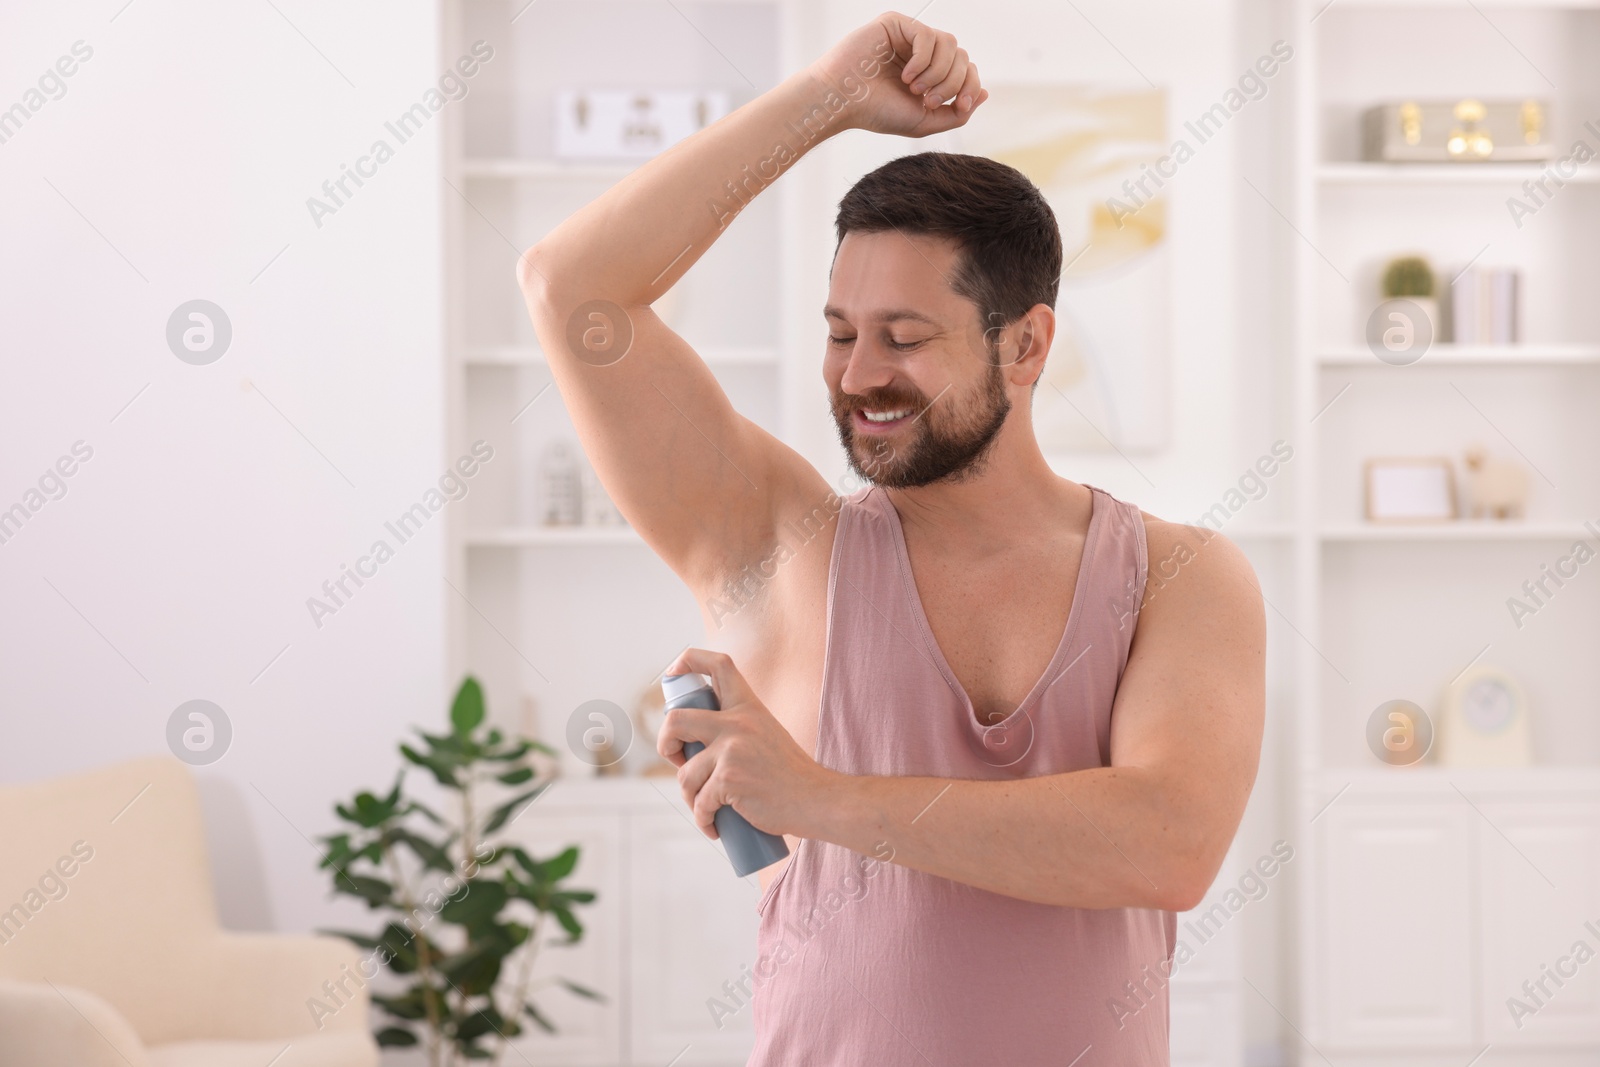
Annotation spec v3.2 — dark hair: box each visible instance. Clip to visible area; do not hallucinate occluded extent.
[833,152,1063,339]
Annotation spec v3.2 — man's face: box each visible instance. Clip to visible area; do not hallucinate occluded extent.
[824,230,1011,489]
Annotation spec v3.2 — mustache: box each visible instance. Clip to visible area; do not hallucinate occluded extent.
[831,386,932,419]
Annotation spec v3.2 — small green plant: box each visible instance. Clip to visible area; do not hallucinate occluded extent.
[1382,255,1435,299]
[318,677,599,1065]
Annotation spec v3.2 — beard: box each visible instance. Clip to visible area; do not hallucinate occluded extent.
[830,361,1012,489]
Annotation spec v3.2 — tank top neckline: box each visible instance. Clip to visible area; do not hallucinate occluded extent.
[869,483,1107,735]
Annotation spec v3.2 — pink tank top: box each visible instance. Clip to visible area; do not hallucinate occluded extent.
[748,484,1176,1065]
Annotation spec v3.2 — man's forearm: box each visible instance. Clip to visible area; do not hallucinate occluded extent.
[523,64,874,305]
[805,767,1219,912]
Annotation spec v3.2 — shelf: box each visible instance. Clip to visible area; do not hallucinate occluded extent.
[1319,521,1598,541]
[461,345,780,367]
[1318,344,1600,366]
[1318,0,1600,9]
[1318,163,1600,186]
[459,158,637,181]
[466,527,642,547]
[1306,765,1600,798]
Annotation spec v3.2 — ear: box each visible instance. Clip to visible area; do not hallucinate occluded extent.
[1006,304,1055,388]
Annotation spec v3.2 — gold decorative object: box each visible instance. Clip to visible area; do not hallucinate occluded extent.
[1519,99,1544,146]
[1400,102,1422,146]
[1363,99,1553,163]
[1446,99,1492,159]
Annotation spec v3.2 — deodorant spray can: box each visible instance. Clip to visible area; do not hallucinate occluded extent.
[661,673,790,877]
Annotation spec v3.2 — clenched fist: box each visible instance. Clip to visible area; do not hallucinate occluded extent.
[808,11,989,138]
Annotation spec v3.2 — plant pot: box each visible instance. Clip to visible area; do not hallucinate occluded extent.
[1408,296,1440,341]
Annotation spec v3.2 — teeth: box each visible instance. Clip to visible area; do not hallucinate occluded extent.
[863,409,911,423]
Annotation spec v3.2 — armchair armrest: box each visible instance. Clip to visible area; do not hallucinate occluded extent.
[0,980,150,1067]
[136,933,376,1046]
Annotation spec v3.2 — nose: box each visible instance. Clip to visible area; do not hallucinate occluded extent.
[836,337,897,398]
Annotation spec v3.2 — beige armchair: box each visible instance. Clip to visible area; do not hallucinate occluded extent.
[0,755,378,1067]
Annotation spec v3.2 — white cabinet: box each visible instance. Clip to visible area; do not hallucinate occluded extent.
[501,780,757,1067]
[502,809,627,1066]
[1311,774,1600,1061]
[1477,802,1600,1046]
[1169,984,1240,1067]
[1318,801,1475,1048]
[627,810,760,1065]
[1168,846,1245,1067]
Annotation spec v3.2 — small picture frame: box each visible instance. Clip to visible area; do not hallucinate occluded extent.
[1365,457,1457,523]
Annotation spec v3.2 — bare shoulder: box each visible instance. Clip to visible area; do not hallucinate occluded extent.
[1136,513,1263,637]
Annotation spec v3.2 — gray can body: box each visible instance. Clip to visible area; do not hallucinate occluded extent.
[661,673,790,877]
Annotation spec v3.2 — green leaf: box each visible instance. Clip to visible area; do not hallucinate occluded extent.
[473,845,511,867]
[482,739,533,762]
[452,677,486,737]
[439,879,509,927]
[315,838,366,870]
[523,1001,557,1034]
[496,766,535,785]
[436,941,504,995]
[482,785,548,833]
[552,889,596,906]
[372,987,433,1021]
[455,1005,506,1041]
[373,922,434,974]
[400,743,460,789]
[552,905,583,939]
[403,799,446,825]
[375,1026,418,1047]
[558,977,605,1002]
[338,787,404,828]
[382,772,404,809]
[539,846,579,881]
[389,827,454,872]
[332,870,393,908]
[416,728,468,754]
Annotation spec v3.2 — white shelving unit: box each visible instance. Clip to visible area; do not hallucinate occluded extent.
[441,0,800,748]
[1318,161,1600,184]
[1317,342,1600,364]
[458,344,781,367]
[438,2,799,1063]
[1290,0,1600,1060]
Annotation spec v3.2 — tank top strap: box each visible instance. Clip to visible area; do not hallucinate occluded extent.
[1079,483,1150,685]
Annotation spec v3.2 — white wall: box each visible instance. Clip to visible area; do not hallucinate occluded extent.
[0,0,446,938]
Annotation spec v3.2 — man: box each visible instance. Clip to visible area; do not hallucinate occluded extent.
[518,12,1263,1064]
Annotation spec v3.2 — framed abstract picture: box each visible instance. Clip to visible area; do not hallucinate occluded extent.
[955,84,1172,453]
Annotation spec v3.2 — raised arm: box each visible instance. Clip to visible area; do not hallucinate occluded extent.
[516,13,988,594]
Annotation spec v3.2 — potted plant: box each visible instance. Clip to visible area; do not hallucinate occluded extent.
[1380,254,1438,340]
[318,677,600,1066]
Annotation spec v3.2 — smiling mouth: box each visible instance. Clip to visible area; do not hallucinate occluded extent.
[855,407,914,431]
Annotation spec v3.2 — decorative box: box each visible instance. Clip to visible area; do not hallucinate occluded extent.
[1362,99,1554,163]
[554,88,729,160]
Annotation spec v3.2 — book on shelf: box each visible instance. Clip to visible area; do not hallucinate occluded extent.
[1448,266,1520,345]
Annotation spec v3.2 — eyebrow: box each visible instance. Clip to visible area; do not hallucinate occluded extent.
[822,305,942,328]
